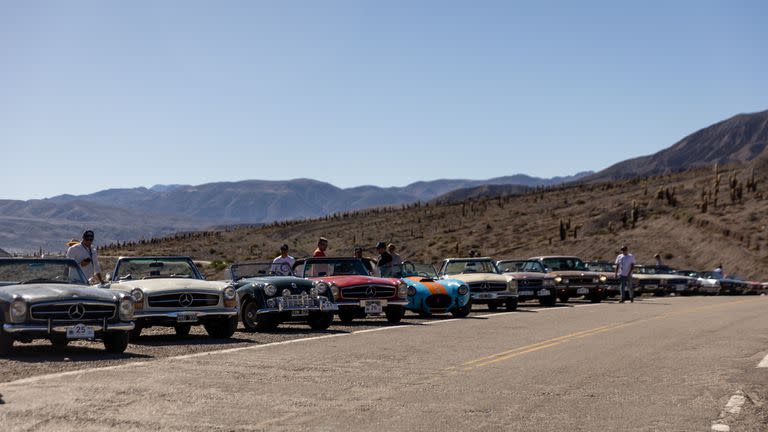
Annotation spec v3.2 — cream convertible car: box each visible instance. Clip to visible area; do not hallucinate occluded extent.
[108,256,239,339]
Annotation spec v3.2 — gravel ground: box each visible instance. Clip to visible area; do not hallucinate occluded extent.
[1,300,604,383]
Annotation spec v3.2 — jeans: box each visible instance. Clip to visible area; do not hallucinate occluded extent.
[619,275,634,301]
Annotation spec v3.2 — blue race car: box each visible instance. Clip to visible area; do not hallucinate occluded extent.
[399,262,471,318]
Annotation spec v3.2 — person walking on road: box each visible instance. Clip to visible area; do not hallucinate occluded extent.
[66,230,105,285]
[271,244,295,275]
[615,245,636,303]
[313,237,328,257]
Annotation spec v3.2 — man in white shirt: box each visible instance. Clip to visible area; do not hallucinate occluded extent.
[271,244,295,275]
[614,245,636,303]
[66,230,105,285]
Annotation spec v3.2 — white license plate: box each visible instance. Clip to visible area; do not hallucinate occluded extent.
[177,312,198,323]
[361,300,383,314]
[66,323,94,339]
[577,288,589,295]
[475,292,497,300]
[519,290,534,296]
[292,309,309,317]
[539,289,551,296]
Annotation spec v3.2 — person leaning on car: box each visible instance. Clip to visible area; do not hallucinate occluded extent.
[614,245,636,303]
[66,230,105,285]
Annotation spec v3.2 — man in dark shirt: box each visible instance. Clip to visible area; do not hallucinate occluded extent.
[375,241,393,277]
[354,247,374,274]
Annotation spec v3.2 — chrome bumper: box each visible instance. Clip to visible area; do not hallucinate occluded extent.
[3,321,135,334]
[258,300,338,315]
[335,300,409,307]
[471,292,517,300]
[134,308,238,319]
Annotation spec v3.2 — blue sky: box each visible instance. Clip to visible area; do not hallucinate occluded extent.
[1,1,766,200]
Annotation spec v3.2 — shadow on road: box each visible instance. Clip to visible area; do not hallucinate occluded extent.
[2,344,153,363]
[237,327,350,336]
[131,334,253,347]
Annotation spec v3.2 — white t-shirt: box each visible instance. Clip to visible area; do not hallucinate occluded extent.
[614,253,635,277]
[66,243,101,281]
[271,255,295,275]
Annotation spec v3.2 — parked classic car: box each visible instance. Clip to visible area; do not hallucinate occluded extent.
[438,257,518,311]
[399,262,471,317]
[108,256,238,338]
[227,262,337,331]
[586,261,622,299]
[632,265,697,296]
[497,259,557,306]
[716,274,749,295]
[678,270,720,295]
[293,257,408,323]
[529,256,603,303]
[0,258,134,355]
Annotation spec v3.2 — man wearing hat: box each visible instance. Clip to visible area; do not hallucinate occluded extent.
[66,230,105,285]
[614,245,636,303]
[375,242,393,277]
[271,244,295,275]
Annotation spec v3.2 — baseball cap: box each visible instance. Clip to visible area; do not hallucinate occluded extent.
[375,241,386,249]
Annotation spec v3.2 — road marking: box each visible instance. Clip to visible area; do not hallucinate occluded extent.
[711,424,730,432]
[757,353,768,368]
[724,393,746,414]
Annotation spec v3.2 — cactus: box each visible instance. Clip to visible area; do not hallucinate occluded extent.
[559,219,566,241]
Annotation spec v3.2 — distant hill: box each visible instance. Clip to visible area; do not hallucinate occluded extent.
[587,110,768,182]
[432,184,531,203]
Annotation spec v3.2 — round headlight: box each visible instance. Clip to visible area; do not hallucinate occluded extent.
[457,285,468,296]
[508,280,518,289]
[130,288,144,303]
[282,289,291,297]
[554,276,563,284]
[543,279,555,286]
[10,298,27,322]
[407,286,417,297]
[398,282,408,298]
[314,281,329,294]
[223,286,236,300]
[119,298,134,320]
[310,287,319,296]
[599,275,607,283]
[330,283,339,298]
[264,284,277,296]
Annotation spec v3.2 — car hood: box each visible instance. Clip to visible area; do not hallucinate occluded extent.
[403,276,463,294]
[0,284,121,303]
[502,272,552,280]
[443,273,509,284]
[112,278,229,294]
[309,275,399,287]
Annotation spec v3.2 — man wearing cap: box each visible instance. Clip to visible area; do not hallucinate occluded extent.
[614,245,636,303]
[376,242,393,277]
[66,230,105,285]
[271,244,295,275]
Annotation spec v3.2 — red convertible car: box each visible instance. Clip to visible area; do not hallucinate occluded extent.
[293,257,408,323]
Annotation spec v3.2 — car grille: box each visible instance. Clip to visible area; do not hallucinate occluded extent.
[564,278,595,286]
[518,279,543,288]
[639,279,661,286]
[468,282,507,292]
[281,295,321,308]
[664,279,688,285]
[340,285,396,299]
[30,302,116,321]
[425,294,452,310]
[147,293,220,308]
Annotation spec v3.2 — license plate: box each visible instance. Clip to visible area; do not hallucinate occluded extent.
[292,309,309,317]
[475,292,497,300]
[66,323,94,339]
[577,288,589,295]
[519,290,534,296]
[539,289,551,296]
[361,300,383,314]
[177,312,198,323]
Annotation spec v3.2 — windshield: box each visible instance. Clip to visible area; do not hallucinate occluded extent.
[677,270,700,278]
[400,262,438,279]
[587,262,615,272]
[113,258,202,281]
[541,257,589,272]
[497,260,526,272]
[302,259,370,278]
[230,262,293,279]
[0,259,88,286]
[701,271,723,280]
[443,260,499,275]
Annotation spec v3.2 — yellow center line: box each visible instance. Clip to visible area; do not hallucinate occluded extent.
[457,298,757,372]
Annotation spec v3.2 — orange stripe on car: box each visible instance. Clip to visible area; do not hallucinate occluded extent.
[406,277,448,294]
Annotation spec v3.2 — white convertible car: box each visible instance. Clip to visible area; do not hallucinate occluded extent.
[108,256,239,339]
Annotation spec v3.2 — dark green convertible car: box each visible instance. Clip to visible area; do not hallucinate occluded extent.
[227,262,338,331]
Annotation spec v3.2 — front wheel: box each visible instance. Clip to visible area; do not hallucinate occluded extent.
[451,302,472,318]
[385,306,404,324]
[505,298,518,312]
[0,328,13,356]
[241,300,261,332]
[103,332,129,354]
[204,317,238,339]
[307,312,333,330]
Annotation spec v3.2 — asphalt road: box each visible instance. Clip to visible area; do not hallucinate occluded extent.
[1,296,767,431]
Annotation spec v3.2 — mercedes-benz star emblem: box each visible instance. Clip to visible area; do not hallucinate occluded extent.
[291,283,297,289]
[179,293,194,307]
[366,286,377,297]
[68,303,86,320]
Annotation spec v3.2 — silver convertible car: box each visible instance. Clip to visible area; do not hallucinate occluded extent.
[0,258,134,355]
[108,256,239,339]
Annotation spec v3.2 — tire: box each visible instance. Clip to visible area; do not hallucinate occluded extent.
[240,300,261,332]
[451,302,472,318]
[505,298,518,312]
[487,301,499,311]
[0,327,13,356]
[338,309,357,323]
[538,296,556,307]
[103,332,129,354]
[385,306,404,324]
[205,316,238,339]
[174,324,192,337]
[307,312,333,330]
[558,295,570,303]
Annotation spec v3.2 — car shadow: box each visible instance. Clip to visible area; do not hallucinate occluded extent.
[130,334,253,346]
[3,344,153,363]
[238,327,350,335]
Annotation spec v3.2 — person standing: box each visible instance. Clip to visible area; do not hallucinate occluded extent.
[388,244,403,266]
[614,245,636,303]
[713,264,725,278]
[313,237,328,257]
[354,247,374,274]
[376,241,393,277]
[66,230,105,285]
[654,253,663,267]
[271,244,295,275]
